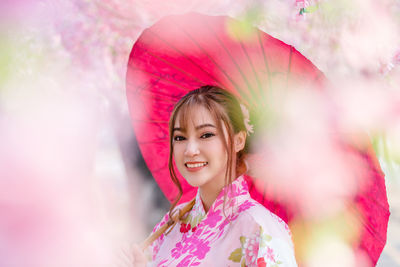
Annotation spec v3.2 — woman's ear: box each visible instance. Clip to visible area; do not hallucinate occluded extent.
[234,131,246,152]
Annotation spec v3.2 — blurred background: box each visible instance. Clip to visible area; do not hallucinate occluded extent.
[0,0,399,266]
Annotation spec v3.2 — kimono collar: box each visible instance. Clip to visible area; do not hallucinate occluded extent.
[185,175,251,229]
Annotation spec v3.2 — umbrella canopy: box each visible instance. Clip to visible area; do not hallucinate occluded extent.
[126,12,389,266]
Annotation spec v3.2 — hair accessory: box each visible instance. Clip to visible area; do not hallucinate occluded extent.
[240,104,254,136]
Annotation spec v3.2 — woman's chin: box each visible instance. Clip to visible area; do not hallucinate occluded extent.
[184,178,205,188]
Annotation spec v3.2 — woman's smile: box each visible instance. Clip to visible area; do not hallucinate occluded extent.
[185,161,209,171]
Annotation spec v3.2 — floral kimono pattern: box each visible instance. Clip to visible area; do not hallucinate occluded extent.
[146,176,298,267]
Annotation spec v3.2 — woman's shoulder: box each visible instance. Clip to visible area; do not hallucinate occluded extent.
[229,199,298,266]
[237,198,293,245]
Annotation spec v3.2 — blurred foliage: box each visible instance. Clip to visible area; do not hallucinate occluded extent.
[0,37,13,88]
[372,133,400,182]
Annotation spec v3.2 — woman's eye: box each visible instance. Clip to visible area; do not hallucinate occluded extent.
[173,136,185,141]
[201,133,215,139]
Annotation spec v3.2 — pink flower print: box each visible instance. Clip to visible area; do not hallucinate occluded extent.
[176,255,192,267]
[217,213,238,234]
[159,259,168,266]
[195,240,211,259]
[265,246,276,262]
[226,184,237,198]
[217,217,231,232]
[171,242,185,259]
[213,197,224,207]
[181,237,211,260]
[202,209,222,227]
[243,235,260,265]
[151,242,161,260]
[237,200,255,213]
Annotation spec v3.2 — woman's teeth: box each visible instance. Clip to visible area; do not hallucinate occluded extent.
[186,162,208,168]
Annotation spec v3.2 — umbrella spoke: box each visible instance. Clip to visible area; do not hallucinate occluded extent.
[127,67,190,92]
[204,19,255,103]
[141,47,205,88]
[177,23,251,103]
[286,46,294,90]
[147,28,218,86]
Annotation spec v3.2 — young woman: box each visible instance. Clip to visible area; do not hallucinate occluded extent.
[132,85,298,267]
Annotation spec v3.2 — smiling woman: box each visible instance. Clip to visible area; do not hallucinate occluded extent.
[132,86,298,267]
[126,12,390,267]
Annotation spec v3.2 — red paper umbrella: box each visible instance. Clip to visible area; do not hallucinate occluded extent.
[126,13,389,265]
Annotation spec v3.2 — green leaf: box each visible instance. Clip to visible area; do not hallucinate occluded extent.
[241,259,246,267]
[240,236,246,245]
[228,248,243,262]
[271,261,283,267]
[183,213,191,224]
[260,239,267,248]
[304,5,318,13]
[263,234,272,242]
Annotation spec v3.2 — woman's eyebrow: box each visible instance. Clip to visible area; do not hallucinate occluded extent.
[172,123,217,132]
[172,127,184,133]
[195,123,216,130]
[172,124,216,133]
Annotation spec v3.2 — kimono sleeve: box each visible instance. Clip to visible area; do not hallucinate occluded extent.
[254,225,298,267]
[242,206,298,267]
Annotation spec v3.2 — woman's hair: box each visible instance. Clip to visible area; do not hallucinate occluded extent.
[168,85,250,217]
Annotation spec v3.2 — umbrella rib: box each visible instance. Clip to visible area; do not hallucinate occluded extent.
[138,139,168,144]
[126,81,182,105]
[204,20,255,102]
[135,120,168,124]
[258,30,273,98]
[177,24,252,103]
[142,88,181,103]
[213,20,261,104]
[312,71,324,86]
[258,30,272,79]
[126,67,155,95]
[256,30,275,115]
[146,28,218,86]
[286,46,294,88]
[348,198,388,245]
[142,49,203,90]
[148,165,169,175]
[239,39,263,102]
[127,67,192,94]
[127,82,164,123]
[261,182,267,204]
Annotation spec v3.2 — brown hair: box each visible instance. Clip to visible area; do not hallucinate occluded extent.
[168,85,250,218]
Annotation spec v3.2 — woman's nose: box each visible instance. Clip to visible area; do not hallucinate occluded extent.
[184,139,200,157]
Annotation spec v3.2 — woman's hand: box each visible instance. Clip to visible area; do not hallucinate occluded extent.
[132,244,147,267]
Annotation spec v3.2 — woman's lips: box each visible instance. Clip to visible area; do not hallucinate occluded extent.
[185,162,208,172]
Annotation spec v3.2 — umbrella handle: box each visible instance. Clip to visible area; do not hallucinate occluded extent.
[140,198,196,251]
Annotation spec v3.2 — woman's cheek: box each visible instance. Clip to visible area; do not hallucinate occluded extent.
[173,145,184,162]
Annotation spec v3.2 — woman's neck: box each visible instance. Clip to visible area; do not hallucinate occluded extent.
[199,187,221,213]
[199,174,238,213]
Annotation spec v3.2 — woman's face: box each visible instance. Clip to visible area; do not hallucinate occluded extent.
[172,105,229,190]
